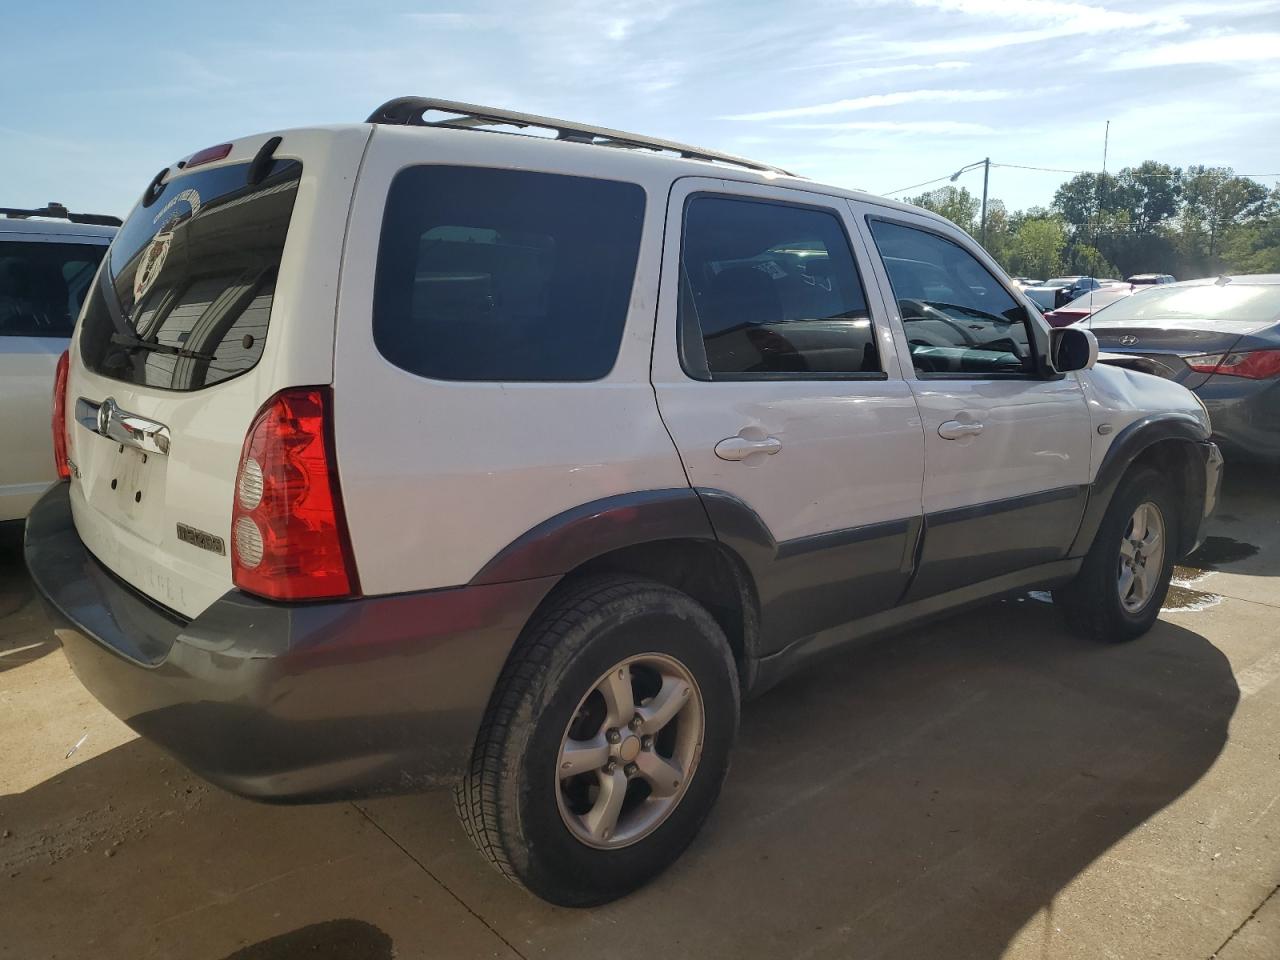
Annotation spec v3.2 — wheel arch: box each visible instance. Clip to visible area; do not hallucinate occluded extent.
[470,489,762,692]
[1072,414,1209,559]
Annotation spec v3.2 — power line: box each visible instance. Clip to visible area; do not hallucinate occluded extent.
[882,172,956,196]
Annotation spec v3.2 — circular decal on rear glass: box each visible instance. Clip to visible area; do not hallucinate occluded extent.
[134,188,203,305]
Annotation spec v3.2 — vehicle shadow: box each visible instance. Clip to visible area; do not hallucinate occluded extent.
[1193,460,1280,579]
[0,520,57,673]
[0,593,1239,959]
[356,595,1241,960]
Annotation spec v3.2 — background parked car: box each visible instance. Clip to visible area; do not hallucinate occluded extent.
[1023,281,1072,312]
[1044,284,1138,327]
[1128,273,1176,286]
[1090,275,1280,461]
[0,205,117,526]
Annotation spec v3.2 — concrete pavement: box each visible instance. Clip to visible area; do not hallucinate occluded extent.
[1,466,1278,959]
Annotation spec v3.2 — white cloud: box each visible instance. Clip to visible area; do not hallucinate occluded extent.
[725,88,1016,121]
[782,120,995,134]
[1107,32,1280,69]
[789,58,972,80]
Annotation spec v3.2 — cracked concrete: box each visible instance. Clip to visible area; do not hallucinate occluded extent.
[1,464,1278,959]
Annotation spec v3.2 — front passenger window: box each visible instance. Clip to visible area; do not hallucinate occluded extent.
[868,219,1035,377]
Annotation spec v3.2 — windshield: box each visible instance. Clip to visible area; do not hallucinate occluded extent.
[1089,283,1280,325]
[79,158,302,391]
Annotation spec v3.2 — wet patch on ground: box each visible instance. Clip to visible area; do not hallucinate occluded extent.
[1184,536,1260,569]
[1162,535,1261,613]
[1162,583,1225,613]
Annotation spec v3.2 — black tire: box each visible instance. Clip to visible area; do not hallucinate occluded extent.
[454,574,740,906]
[1055,466,1180,643]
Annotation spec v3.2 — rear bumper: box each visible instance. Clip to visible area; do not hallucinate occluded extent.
[24,482,556,802]
[1198,379,1280,462]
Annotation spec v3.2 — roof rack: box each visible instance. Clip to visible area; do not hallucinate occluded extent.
[0,203,121,227]
[366,97,793,176]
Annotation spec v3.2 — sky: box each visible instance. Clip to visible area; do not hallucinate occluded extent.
[3,0,1279,219]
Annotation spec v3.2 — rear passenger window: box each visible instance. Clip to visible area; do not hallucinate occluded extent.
[374,167,645,382]
[0,242,106,337]
[678,196,880,379]
[867,219,1036,377]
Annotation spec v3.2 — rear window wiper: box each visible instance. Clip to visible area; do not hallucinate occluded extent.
[110,331,215,361]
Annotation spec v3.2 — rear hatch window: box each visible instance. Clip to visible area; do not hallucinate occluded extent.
[79,158,302,390]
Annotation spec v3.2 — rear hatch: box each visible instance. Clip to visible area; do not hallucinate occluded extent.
[63,127,370,619]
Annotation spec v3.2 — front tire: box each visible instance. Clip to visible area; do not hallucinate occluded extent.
[454,575,739,906]
[1055,466,1179,643]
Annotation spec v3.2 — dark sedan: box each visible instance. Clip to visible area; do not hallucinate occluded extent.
[1088,275,1280,461]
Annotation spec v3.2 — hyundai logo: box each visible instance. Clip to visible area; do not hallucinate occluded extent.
[1119,335,1138,345]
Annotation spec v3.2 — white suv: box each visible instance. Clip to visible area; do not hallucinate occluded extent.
[25,99,1221,906]
[0,206,116,525]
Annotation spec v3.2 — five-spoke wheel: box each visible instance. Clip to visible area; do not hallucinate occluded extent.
[557,654,704,847]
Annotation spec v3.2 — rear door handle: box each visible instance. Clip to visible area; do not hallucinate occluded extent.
[715,435,782,461]
[938,420,984,440]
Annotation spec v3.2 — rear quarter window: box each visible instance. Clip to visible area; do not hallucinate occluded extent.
[372,166,646,382]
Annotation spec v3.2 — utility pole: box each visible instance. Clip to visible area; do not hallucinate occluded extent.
[1102,120,1110,173]
[980,157,990,247]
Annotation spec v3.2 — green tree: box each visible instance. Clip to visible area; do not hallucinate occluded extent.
[1219,186,1280,274]
[1113,162,1182,233]
[1067,243,1119,279]
[1181,166,1270,267]
[1006,216,1066,279]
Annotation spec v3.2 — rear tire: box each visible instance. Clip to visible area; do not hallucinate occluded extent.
[1055,466,1179,643]
[454,574,739,906]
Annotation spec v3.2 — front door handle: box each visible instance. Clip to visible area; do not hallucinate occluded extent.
[715,435,782,461]
[938,419,984,440]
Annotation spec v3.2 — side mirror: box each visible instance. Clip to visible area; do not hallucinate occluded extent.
[1052,327,1098,372]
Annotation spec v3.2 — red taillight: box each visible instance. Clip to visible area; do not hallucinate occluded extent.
[1186,349,1280,380]
[231,387,357,601]
[52,350,70,480]
[184,143,233,169]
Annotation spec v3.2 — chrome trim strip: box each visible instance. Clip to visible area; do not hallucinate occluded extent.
[74,397,171,456]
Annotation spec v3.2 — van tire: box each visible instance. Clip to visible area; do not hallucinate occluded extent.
[454,574,739,906]
[1055,466,1179,643]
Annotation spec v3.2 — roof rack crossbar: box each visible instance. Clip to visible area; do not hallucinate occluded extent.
[0,204,122,227]
[365,97,793,176]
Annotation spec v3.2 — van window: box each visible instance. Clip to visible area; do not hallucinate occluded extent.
[868,218,1035,376]
[373,166,646,382]
[678,196,879,379]
[0,241,107,337]
[79,159,302,391]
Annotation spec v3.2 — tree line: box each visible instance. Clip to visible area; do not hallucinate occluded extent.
[906,161,1280,282]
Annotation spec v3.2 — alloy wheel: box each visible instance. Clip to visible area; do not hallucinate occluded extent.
[555,653,705,849]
